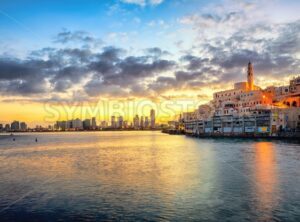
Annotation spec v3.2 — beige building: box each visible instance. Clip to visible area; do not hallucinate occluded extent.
[212,62,300,116]
[183,62,300,133]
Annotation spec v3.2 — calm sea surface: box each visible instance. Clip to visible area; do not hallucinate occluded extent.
[0,131,299,221]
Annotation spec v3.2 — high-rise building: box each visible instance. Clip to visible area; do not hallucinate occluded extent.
[150,109,155,129]
[62,121,67,130]
[72,118,83,130]
[133,115,140,129]
[92,117,97,129]
[118,116,124,128]
[20,122,27,131]
[140,116,144,129]
[111,116,116,128]
[55,121,66,130]
[145,117,149,128]
[83,119,91,130]
[11,121,20,131]
[66,120,72,129]
[101,121,108,129]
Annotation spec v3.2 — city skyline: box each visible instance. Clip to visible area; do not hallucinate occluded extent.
[0,0,300,126]
[0,2,300,221]
[0,108,157,131]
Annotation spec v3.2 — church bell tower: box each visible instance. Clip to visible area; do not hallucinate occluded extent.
[247,61,254,91]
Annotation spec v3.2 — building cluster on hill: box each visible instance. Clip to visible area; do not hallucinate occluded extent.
[180,62,300,136]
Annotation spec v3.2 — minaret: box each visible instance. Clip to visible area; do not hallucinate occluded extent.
[247,61,254,91]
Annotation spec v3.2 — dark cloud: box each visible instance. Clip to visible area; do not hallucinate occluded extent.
[1,18,300,101]
[147,76,177,93]
[53,30,103,51]
[84,80,129,97]
[197,19,300,82]
[267,21,300,55]
[85,53,175,96]
[97,46,125,61]
[175,70,203,82]
[144,47,170,58]
[211,49,264,69]
[3,78,47,95]
[181,55,209,70]
[0,58,50,80]
[0,58,52,95]
[0,42,177,99]
[54,30,102,45]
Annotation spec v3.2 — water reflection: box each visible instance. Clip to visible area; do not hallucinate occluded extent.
[0,133,299,221]
[253,142,279,221]
[0,132,220,220]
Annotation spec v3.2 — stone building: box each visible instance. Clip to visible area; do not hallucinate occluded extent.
[183,62,300,134]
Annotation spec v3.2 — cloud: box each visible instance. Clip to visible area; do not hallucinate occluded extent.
[1,0,300,103]
[0,43,176,100]
[121,0,164,7]
[180,55,209,71]
[144,47,170,58]
[54,30,103,48]
[86,51,176,96]
[0,58,54,95]
[176,0,300,86]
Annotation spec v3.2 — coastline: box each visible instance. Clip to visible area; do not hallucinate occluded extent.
[0,129,162,134]
[162,129,300,141]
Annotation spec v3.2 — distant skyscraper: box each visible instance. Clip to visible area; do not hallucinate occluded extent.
[83,119,91,129]
[150,109,155,129]
[133,115,140,129]
[11,121,20,131]
[111,116,116,128]
[20,122,27,131]
[140,116,144,129]
[145,117,149,128]
[118,116,124,128]
[92,117,97,129]
[66,120,72,129]
[61,121,67,130]
[56,121,66,130]
[101,121,108,129]
[72,118,83,130]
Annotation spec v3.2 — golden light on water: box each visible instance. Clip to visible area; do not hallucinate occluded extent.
[253,142,279,220]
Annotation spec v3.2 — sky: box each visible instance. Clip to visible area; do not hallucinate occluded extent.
[0,0,300,126]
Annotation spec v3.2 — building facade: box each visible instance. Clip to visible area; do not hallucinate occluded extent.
[183,62,300,135]
[150,109,155,129]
